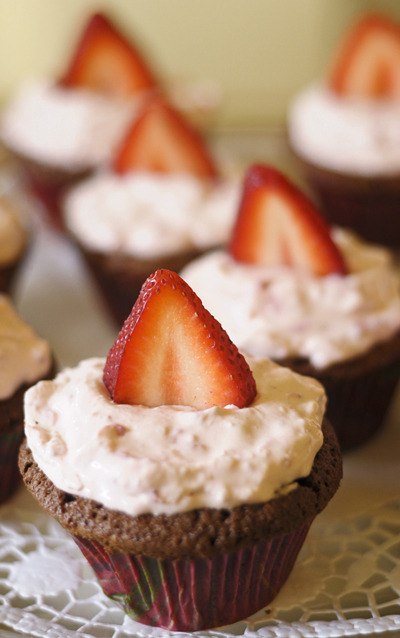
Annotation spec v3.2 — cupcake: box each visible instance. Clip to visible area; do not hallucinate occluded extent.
[182,164,400,450]
[288,13,400,247]
[0,196,29,294]
[1,12,158,228]
[63,94,240,325]
[0,295,52,503]
[19,269,342,631]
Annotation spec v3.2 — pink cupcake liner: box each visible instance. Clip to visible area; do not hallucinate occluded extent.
[74,519,312,631]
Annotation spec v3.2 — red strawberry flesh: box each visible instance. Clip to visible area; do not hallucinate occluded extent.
[103,269,256,409]
[113,95,218,178]
[328,14,400,98]
[229,164,347,277]
[59,12,157,97]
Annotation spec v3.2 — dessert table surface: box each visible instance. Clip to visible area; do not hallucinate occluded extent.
[0,131,399,638]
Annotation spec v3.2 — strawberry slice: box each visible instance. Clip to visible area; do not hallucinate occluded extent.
[59,12,157,97]
[328,14,400,97]
[103,269,256,409]
[113,95,218,177]
[229,164,347,277]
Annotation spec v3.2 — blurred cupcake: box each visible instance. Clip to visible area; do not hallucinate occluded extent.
[63,95,240,325]
[0,196,29,294]
[1,12,158,228]
[20,269,342,631]
[0,295,52,503]
[288,13,400,247]
[182,164,400,450]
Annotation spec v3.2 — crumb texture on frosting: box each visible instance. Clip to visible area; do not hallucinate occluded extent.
[182,228,400,368]
[24,356,325,516]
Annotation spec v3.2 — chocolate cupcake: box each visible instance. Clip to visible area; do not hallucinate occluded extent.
[287,13,400,247]
[1,12,157,229]
[63,96,240,325]
[20,270,341,631]
[182,164,400,450]
[0,295,52,503]
[0,196,29,294]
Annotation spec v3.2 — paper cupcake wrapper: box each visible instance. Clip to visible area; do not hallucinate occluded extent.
[74,520,312,631]
[307,175,400,248]
[77,245,207,327]
[0,422,23,503]
[320,357,400,451]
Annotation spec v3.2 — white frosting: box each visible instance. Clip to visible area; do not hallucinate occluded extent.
[64,171,241,258]
[0,295,51,400]
[182,229,400,369]
[288,84,400,176]
[0,80,140,171]
[24,356,325,516]
[0,199,26,266]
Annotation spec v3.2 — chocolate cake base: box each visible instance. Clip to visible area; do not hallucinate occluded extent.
[297,156,400,248]
[19,419,341,630]
[0,361,55,503]
[279,330,400,451]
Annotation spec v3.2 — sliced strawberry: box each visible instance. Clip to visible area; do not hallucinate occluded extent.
[229,164,347,277]
[328,14,400,97]
[113,95,218,178]
[59,12,157,97]
[103,269,256,409]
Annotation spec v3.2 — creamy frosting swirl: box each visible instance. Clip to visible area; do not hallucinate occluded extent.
[0,295,51,400]
[288,84,400,176]
[24,356,325,516]
[1,80,139,171]
[64,171,241,258]
[182,229,400,369]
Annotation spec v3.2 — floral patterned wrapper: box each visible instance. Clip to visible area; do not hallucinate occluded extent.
[74,520,312,632]
[0,421,23,503]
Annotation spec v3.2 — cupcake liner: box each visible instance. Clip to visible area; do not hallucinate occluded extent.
[7,149,90,231]
[315,358,400,451]
[76,243,208,326]
[296,157,400,248]
[0,421,23,504]
[74,520,312,631]
[0,256,26,295]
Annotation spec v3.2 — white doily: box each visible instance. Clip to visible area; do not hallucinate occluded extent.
[0,498,399,638]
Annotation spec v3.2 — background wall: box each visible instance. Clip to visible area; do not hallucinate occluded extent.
[1,0,400,131]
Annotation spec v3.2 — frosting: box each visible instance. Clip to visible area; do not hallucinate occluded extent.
[64,171,241,258]
[0,80,139,171]
[24,356,325,516]
[0,296,51,400]
[182,229,400,369]
[288,84,400,176]
[0,199,26,266]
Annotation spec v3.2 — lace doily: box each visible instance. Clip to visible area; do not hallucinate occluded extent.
[0,497,399,638]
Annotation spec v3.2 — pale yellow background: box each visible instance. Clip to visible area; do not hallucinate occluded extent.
[1,0,400,130]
